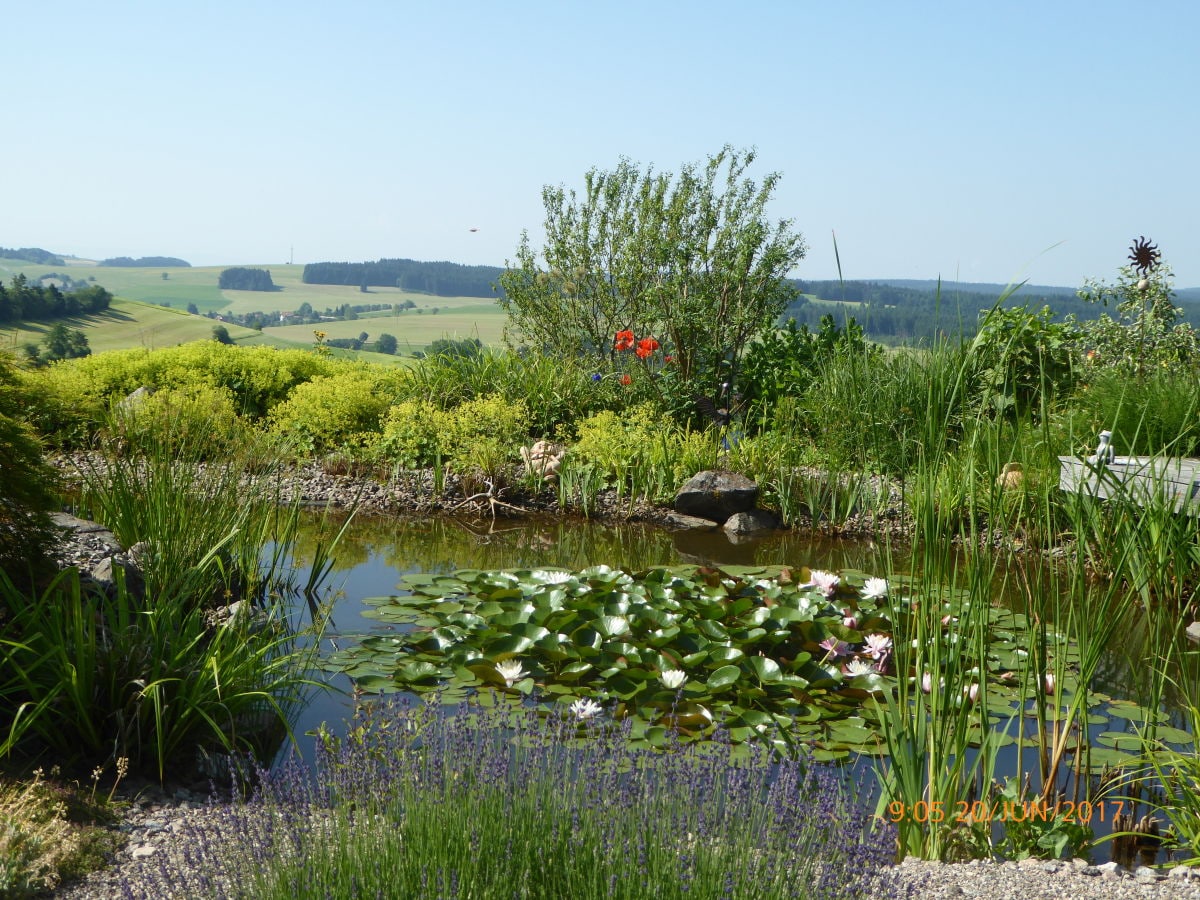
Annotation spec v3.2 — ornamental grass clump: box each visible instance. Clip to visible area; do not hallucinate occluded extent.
[123,698,898,899]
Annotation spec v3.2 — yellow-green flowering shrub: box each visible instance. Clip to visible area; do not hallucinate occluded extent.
[377,400,454,469]
[444,393,529,480]
[108,383,251,459]
[571,402,710,495]
[571,404,661,480]
[268,368,395,454]
[19,342,347,445]
[377,393,530,480]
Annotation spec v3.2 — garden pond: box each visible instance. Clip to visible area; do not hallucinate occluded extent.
[278,511,1194,834]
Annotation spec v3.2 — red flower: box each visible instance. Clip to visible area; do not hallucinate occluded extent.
[635,337,659,359]
[620,373,632,385]
[664,355,673,363]
[614,330,635,351]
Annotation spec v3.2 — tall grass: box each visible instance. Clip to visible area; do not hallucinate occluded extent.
[0,568,319,779]
[1,427,338,778]
[74,428,302,609]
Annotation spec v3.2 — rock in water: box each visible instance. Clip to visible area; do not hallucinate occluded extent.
[673,470,758,524]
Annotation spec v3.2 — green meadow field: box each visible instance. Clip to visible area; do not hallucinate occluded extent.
[0,257,509,357]
[0,297,265,354]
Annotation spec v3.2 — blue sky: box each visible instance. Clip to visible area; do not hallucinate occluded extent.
[6,1,1198,287]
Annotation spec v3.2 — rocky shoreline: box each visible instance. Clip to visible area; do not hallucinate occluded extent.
[49,452,917,540]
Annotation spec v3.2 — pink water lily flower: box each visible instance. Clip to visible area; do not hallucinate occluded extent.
[862,634,893,660]
[818,637,852,658]
[807,569,840,598]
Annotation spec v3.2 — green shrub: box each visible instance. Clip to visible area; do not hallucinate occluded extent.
[377,400,454,469]
[970,305,1078,418]
[0,357,60,583]
[1058,366,1200,457]
[268,369,396,454]
[443,393,530,481]
[1075,258,1200,377]
[108,384,251,459]
[739,315,877,423]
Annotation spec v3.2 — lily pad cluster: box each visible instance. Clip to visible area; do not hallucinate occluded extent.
[319,564,1196,762]
[323,565,900,752]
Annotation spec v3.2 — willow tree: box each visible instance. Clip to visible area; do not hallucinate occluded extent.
[498,147,806,399]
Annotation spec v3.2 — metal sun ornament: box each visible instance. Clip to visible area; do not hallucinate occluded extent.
[1128,236,1161,275]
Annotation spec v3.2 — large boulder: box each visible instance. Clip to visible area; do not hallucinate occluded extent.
[673,470,758,524]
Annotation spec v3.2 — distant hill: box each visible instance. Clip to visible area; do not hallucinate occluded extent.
[785,278,1200,344]
[0,246,64,266]
[864,278,1078,297]
[100,256,191,267]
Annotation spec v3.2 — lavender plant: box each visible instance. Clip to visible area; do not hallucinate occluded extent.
[121,698,899,899]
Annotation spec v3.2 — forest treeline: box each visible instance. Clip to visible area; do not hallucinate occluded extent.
[784,279,1200,342]
[0,246,64,266]
[100,256,191,267]
[218,267,277,291]
[0,275,112,323]
[302,258,502,298]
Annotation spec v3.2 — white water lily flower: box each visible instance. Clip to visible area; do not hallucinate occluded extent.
[530,570,572,584]
[569,697,604,720]
[806,569,840,597]
[843,658,875,677]
[495,659,527,687]
[659,669,687,690]
[860,577,889,600]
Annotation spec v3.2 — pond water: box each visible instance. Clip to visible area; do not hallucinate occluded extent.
[286,512,893,748]
[277,510,1190,853]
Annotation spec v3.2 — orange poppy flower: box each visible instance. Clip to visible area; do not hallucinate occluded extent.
[614,330,635,351]
[620,373,632,385]
[635,337,660,359]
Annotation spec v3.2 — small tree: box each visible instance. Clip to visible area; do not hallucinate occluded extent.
[376,333,398,355]
[1074,238,1199,377]
[212,324,234,344]
[41,324,90,362]
[499,146,806,401]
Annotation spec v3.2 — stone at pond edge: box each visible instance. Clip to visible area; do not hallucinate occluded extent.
[723,508,779,535]
[663,511,720,531]
[1186,621,1200,643]
[674,470,758,524]
[88,554,146,600]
